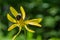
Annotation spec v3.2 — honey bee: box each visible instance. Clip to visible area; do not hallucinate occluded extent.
[16,14,21,20]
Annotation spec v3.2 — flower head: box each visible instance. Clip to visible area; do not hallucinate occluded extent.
[7,6,42,40]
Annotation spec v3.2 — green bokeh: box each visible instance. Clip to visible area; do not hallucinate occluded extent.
[0,0,60,40]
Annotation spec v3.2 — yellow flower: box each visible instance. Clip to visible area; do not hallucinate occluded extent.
[7,6,42,40]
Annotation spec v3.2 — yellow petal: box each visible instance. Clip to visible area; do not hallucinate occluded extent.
[10,6,18,17]
[25,21,42,27]
[7,14,16,23]
[20,6,25,20]
[8,24,17,31]
[12,27,22,40]
[26,18,42,23]
[25,25,35,33]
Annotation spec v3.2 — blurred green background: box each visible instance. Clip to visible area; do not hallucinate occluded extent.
[0,0,60,40]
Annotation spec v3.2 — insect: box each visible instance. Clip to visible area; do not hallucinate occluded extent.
[16,14,21,20]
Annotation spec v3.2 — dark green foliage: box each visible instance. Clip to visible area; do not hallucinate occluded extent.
[0,0,60,40]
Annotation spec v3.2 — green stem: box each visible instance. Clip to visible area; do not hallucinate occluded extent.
[12,27,21,40]
[24,28,27,40]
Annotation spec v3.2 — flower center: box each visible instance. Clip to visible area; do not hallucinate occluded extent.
[16,14,21,20]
